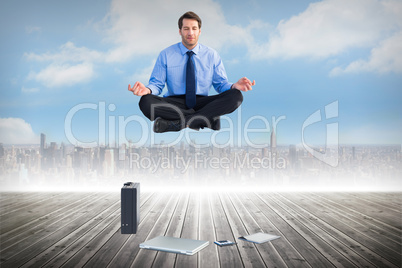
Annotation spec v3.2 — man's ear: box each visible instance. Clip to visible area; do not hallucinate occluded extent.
[179,29,182,36]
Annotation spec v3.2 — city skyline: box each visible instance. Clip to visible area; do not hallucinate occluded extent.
[0,132,400,192]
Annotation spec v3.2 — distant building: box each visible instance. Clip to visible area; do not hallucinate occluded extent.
[0,143,4,158]
[270,127,277,154]
[40,133,46,156]
[104,149,115,176]
[289,144,297,168]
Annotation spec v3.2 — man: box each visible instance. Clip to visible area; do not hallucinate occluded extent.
[128,11,255,133]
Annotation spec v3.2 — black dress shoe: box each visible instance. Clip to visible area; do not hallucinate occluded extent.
[212,117,221,130]
[189,117,220,131]
[153,117,185,133]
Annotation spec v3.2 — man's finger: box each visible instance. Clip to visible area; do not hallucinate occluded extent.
[134,83,140,93]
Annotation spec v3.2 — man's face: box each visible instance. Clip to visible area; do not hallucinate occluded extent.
[179,18,201,50]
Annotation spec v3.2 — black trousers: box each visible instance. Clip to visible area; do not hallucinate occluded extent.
[139,89,243,130]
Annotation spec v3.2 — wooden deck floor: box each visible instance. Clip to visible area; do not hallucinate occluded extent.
[0,191,401,268]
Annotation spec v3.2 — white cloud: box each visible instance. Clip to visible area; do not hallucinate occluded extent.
[255,0,401,59]
[251,0,402,76]
[330,31,402,76]
[24,0,254,87]
[24,42,101,88]
[102,0,253,62]
[28,62,95,88]
[0,118,39,144]
[25,42,103,63]
[25,0,402,86]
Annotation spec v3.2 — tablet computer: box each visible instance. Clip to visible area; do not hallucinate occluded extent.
[139,236,209,255]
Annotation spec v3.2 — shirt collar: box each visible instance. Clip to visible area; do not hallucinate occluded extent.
[179,42,200,55]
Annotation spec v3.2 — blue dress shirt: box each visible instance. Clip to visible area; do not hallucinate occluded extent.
[146,42,233,97]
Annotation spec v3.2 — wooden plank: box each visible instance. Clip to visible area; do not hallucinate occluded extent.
[198,194,219,268]
[130,193,181,267]
[228,192,287,268]
[227,192,291,268]
[1,192,112,255]
[1,191,400,268]
[318,192,402,229]
[209,193,243,268]
[79,193,167,267]
[266,192,359,267]
[280,192,399,268]
[0,192,79,234]
[299,192,401,266]
[106,192,172,268]
[0,192,68,219]
[1,192,100,249]
[0,192,43,202]
[308,192,401,252]
[20,195,121,267]
[380,192,402,206]
[64,213,122,267]
[354,192,402,209]
[236,192,312,268]
[175,192,201,268]
[151,193,189,268]
[219,193,269,268]
[263,193,351,268]
[313,192,402,242]
[0,192,55,212]
[61,192,165,268]
[274,192,377,268]
[340,192,402,219]
[44,192,154,268]
[1,192,118,267]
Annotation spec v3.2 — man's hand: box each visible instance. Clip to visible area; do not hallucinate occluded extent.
[232,77,255,92]
[128,82,151,96]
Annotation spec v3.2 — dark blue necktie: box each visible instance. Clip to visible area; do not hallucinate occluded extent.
[186,51,196,109]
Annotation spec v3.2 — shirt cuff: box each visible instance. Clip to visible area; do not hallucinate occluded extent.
[146,84,159,95]
[222,82,234,92]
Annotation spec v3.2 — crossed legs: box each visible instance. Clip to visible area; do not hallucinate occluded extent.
[139,89,243,131]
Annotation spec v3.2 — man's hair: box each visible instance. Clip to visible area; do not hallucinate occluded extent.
[178,11,202,29]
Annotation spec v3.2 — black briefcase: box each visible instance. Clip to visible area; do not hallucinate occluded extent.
[121,182,140,234]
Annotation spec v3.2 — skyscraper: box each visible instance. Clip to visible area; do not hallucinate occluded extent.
[270,127,277,154]
[0,143,4,158]
[289,144,297,168]
[40,133,46,156]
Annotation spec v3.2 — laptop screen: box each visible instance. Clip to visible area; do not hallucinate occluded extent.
[139,236,209,255]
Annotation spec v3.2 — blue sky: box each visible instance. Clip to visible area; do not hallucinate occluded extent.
[0,0,401,147]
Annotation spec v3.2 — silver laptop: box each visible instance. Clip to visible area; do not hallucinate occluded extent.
[139,236,209,255]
